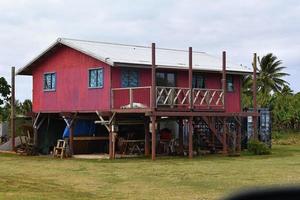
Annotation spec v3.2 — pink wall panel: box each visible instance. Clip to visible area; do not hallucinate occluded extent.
[32,45,111,112]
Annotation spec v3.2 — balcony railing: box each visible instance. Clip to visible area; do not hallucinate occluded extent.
[111,86,224,110]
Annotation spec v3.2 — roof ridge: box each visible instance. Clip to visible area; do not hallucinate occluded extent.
[58,37,206,54]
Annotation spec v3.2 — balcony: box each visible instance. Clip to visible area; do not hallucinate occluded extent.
[111,86,224,111]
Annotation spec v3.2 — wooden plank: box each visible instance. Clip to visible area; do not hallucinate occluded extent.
[222,51,227,110]
[151,116,156,160]
[188,116,193,159]
[11,67,16,151]
[144,118,150,156]
[73,136,109,141]
[189,47,193,110]
[147,111,260,117]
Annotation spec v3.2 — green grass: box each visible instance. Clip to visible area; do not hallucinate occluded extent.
[0,145,300,200]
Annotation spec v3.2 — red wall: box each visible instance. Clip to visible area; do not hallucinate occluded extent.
[31,45,241,113]
[32,46,111,112]
[111,68,241,113]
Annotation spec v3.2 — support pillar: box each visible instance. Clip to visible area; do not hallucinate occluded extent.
[69,124,74,155]
[151,116,156,160]
[188,47,193,110]
[253,53,258,140]
[109,123,113,159]
[10,67,16,151]
[236,117,242,153]
[144,118,150,156]
[178,119,184,155]
[223,117,228,154]
[222,51,227,110]
[188,116,193,159]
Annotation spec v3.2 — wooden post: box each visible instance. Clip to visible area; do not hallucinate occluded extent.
[129,88,133,108]
[222,51,227,110]
[189,47,193,110]
[11,67,16,151]
[151,43,156,110]
[253,53,258,140]
[210,117,216,152]
[151,116,156,160]
[223,117,227,154]
[69,124,74,155]
[144,117,150,156]
[188,116,193,159]
[236,117,242,153]
[109,123,113,159]
[178,119,184,155]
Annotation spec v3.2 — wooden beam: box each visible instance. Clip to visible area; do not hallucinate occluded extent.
[236,117,242,153]
[201,116,223,145]
[188,116,193,159]
[222,117,228,154]
[10,67,16,151]
[109,123,113,159]
[189,47,193,110]
[144,117,150,156]
[253,53,258,140]
[69,124,74,155]
[151,116,156,160]
[151,43,156,110]
[178,119,184,155]
[147,111,260,117]
[222,51,227,110]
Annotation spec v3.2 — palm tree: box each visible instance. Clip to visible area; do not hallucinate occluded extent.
[257,53,289,94]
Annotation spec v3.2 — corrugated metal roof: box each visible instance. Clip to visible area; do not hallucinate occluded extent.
[17,38,253,75]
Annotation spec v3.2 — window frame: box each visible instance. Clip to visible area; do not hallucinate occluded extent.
[88,67,104,89]
[192,73,205,89]
[43,72,56,92]
[156,72,176,87]
[226,75,234,92]
[121,68,139,88]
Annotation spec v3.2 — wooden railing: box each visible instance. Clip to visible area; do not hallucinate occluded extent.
[111,86,151,109]
[111,86,224,110]
[192,88,224,108]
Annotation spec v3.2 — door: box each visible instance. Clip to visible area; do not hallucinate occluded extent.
[156,72,176,106]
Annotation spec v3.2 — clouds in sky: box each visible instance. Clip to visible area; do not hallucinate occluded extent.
[0,0,299,101]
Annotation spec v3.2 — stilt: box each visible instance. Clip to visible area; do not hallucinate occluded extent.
[151,116,156,160]
[178,119,184,155]
[69,124,74,155]
[253,53,258,140]
[236,117,242,153]
[223,117,228,154]
[188,116,193,159]
[11,67,16,151]
[144,118,150,156]
[109,124,113,159]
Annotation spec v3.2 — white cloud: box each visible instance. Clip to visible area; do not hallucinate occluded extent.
[0,0,299,101]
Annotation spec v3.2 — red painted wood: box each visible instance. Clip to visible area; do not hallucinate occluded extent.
[32,45,111,112]
[31,45,241,113]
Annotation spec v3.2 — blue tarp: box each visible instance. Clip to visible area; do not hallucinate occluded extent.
[63,120,96,138]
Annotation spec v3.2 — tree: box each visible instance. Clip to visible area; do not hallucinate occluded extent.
[257,53,289,94]
[0,77,10,106]
[0,77,11,121]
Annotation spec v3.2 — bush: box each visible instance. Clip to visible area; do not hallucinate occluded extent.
[247,139,271,155]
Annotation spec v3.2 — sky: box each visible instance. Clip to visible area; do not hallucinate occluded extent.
[0,0,299,101]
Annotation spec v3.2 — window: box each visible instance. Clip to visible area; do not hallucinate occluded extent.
[227,75,234,92]
[156,72,176,87]
[121,68,138,87]
[89,68,103,88]
[43,72,56,91]
[192,74,205,88]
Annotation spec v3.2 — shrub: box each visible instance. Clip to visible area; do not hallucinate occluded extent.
[247,139,271,155]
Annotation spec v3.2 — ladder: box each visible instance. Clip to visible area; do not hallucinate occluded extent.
[53,139,67,159]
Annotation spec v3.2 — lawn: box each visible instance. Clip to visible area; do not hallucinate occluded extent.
[0,145,300,200]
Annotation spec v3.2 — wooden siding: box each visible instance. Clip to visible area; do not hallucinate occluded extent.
[111,68,241,113]
[32,45,111,112]
[31,46,241,113]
